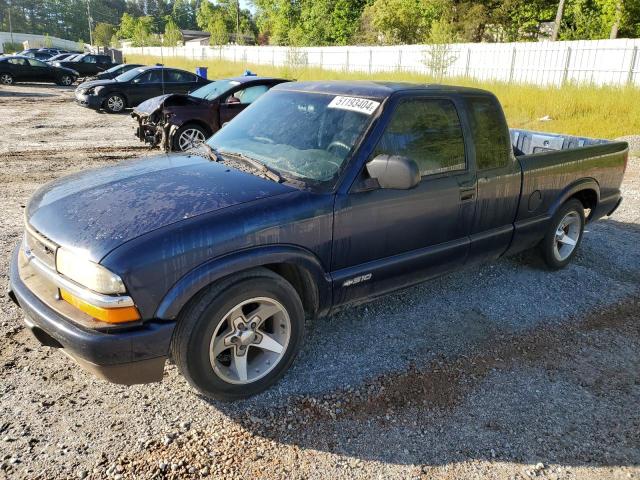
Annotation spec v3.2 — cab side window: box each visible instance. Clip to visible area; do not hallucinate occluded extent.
[375,98,466,177]
[464,96,511,170]
[83,56,97,63]
[8,58,27,66]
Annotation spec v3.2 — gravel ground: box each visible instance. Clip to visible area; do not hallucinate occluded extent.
[0,84,639,480]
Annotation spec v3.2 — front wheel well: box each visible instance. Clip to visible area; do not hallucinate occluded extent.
[263,263,319,319]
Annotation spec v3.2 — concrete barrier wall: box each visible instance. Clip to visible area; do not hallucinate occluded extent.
[0,32,81,52]
[123,38,640,87]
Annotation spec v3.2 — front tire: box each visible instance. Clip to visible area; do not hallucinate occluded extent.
[57,74,75,86]
[0,73,14,85]
[172,123,209,152]
[104,93,126,113]
[170,268,305,401]
[540,199,585,269]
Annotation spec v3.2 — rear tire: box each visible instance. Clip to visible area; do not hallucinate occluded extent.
[170,268,305,401]
[0,73,14,85]
[172,123,209,152]
[540,199,585,270]
[104,93,126,113]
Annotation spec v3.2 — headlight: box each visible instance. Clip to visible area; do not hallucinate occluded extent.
[56,248,126,294]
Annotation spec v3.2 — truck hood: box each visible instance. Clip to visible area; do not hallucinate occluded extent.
[134,94,206,117]
[26,153,294,262]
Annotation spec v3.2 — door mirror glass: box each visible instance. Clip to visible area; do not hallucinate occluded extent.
[366,154,420,190]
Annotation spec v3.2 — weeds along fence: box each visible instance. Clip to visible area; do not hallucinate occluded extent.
[123,38,640,87]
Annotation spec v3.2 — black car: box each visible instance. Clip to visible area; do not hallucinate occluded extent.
[75,66,209,113]
[53,54,117,77]
[0,56,79,86]
[92,63,144,81]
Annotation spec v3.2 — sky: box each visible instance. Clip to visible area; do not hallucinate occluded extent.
[240,0,255,13]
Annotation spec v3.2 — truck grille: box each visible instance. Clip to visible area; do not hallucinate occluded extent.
[24,226,57,270]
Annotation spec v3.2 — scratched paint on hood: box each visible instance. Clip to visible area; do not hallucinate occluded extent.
[26,153,293,262]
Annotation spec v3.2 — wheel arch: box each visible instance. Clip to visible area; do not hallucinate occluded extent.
[155,245,332,321]
[548,178,600,221]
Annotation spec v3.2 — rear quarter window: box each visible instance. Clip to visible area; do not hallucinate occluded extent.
[464,96,511,170]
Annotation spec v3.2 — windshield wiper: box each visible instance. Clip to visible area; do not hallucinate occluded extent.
[197,143,224,163]
[219,150,282,183]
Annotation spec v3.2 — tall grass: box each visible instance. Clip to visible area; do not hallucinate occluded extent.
[127,53,640,141]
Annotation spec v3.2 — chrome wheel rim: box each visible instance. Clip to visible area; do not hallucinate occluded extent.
[209,297,291,385]
[107,95,124,112]
[0,74,12,85]
[61,75,73,86]
[553,211,581,261]
[178,128,206,151]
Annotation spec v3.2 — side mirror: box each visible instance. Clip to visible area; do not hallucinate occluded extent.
[365,154,420,190]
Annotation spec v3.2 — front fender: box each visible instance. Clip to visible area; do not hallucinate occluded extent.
[154,245,332,320]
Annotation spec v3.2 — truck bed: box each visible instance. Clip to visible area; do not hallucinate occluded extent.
[510,129,610,156]
[507,128,628,255]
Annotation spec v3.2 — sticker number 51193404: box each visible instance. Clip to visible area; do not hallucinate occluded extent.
[328,96,381,115]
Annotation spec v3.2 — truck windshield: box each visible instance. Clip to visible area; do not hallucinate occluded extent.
[190,79,240,100]
[207,90,378,184]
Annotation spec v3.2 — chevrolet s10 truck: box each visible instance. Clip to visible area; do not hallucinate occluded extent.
[9,82,628,400]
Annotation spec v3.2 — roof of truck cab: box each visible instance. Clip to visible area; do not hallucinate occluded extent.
[226,76,289,83]
[272,81,493,100]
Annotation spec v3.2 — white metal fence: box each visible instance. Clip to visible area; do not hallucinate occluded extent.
[0,32,81,52]
[123,38,640,87]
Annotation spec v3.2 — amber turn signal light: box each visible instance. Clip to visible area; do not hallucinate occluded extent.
[60,289,141,324]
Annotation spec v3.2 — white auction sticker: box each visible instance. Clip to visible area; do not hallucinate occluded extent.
[327,96,380,115]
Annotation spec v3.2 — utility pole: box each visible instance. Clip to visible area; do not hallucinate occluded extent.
[551,0,565,41]
[8,0,14,45]
[236,0,240,44]
[87,0,93,46]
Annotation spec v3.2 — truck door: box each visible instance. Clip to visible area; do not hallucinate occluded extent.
[462,95,521,264]
[332,96,477,305]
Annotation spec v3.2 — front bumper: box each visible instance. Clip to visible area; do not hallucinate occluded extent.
[74,90,103,109]
[8,245,174,385]
[132,113,170,150]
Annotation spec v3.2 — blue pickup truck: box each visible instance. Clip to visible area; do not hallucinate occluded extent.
[9,81,628,400]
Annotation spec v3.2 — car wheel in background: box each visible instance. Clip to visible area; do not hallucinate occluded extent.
[173,124,209,152]
[57,74,74,86]
[0,73,14,85]
[170,268,305,401]
[540,198,585,270]
[104,93,126,113]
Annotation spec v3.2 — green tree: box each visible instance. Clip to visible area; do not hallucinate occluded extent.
[208,12,230,46]
[172,0,197,29]
[93,22,116,47]
[117,12,138,39]
[366,0,450,44]
[132,16,154,46]
[163,17,183,45]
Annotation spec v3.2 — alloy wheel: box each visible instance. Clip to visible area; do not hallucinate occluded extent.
[178,128,206,151]
[209,297,291,385]
[107,95,124,112]
[0,73,13,85]
[553,211,581,261]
